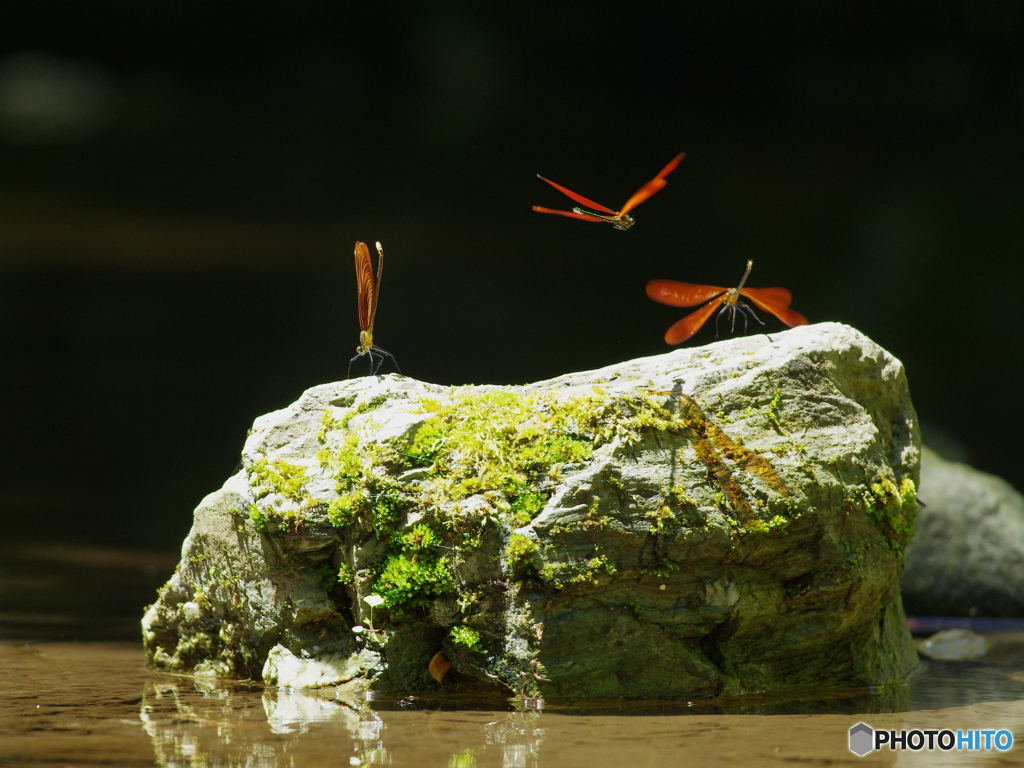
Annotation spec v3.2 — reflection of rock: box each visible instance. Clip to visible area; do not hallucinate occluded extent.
[262,687,364,736]
[140,678,386,766]
[903,447,1024,617]
[128,664,1024,767]
[139,678,541,768]
[145,323,920,703]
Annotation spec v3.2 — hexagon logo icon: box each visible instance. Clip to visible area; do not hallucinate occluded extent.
[849,722,874,757]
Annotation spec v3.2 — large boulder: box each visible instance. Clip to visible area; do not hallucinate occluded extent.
[143,322,920,704]
[902,447,1024,617]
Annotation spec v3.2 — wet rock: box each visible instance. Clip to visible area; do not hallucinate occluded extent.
[902,448,1024,617]
[262,645,381,688]
[143,322,920,703]
[917,629,987,661]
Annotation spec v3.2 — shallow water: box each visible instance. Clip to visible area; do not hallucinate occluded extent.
[4,640,1024,767]
[4,543,1024,766]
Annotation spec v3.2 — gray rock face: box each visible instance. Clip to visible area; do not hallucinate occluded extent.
[902,448,1024,617]
[143,322,920,703]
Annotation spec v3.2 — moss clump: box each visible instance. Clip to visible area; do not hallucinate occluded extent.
[646,503,679,534]
[510,491,548,528]
[504,532,538,567]
[336,563,355,585]
[450,626,484,652]
[540,546,616,589]
[667,484,696,507]
[250,456,310,502]
[317,562,338,592]
[404,390,595,508]
[306,386,779,612]
[742,513,789,534]
[637,559,680,577]
[247,456,319,529]
[373,524,454,611]
[322,432,404,537]
[862,475,918,553]
[316,409,339,444]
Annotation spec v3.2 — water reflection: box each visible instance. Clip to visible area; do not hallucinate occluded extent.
[140,679,544,768]
[131,635,1024,767]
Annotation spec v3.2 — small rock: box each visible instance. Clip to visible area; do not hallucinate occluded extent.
[917,629,987,660]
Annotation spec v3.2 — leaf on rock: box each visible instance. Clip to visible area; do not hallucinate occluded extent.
[429,651,452,684]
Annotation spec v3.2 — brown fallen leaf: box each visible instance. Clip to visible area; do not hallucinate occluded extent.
[429,651,452,684]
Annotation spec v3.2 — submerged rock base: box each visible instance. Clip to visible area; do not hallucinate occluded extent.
[143,322,920,704]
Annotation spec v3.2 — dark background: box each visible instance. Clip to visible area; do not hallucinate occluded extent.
[1,2,1022,552]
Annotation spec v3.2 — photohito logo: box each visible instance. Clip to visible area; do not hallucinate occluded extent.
[848,722,1013,756]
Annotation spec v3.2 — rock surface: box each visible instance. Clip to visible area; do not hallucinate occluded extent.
[143,322,920,704]
[903,447,1024,617]
[916,629,987,661]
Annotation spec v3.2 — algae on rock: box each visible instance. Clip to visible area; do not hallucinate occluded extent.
[143,322,920,704]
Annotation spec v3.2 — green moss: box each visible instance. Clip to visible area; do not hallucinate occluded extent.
[373,524,454,612]
[637,559,680,577]
[450,626,484,652]
[667,484,696,507]
[317,563,338,592]
[456,589,481,614]
[247,456,319,529]
[291,386,797,618]
[316,409,339,445]
[766,387,786,435]
[646,503,679,534]
[509,490,548,528]
[770,438,807,459]
[175,630,214,661]
[250,456,309,502]
[340,386,683,569]
[540,546,616,589]
[375,553,453,611]
[330,433,365,487]
[321,433,405,537]
[741,513,789,534]
[336,563,355,586]
[404,390,596,504]
[326,492,363,528]
[862,475,918,553]
[247,503,267,532]
[504,532,538,567]
[899,477,918,508]
[367,474,405,538]
[842,541,870,569]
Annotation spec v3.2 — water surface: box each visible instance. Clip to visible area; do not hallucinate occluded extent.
[5,639,1024,767]
[4,542,1024,766]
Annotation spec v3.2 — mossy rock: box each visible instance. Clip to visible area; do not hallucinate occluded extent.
[143,322,920,704]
